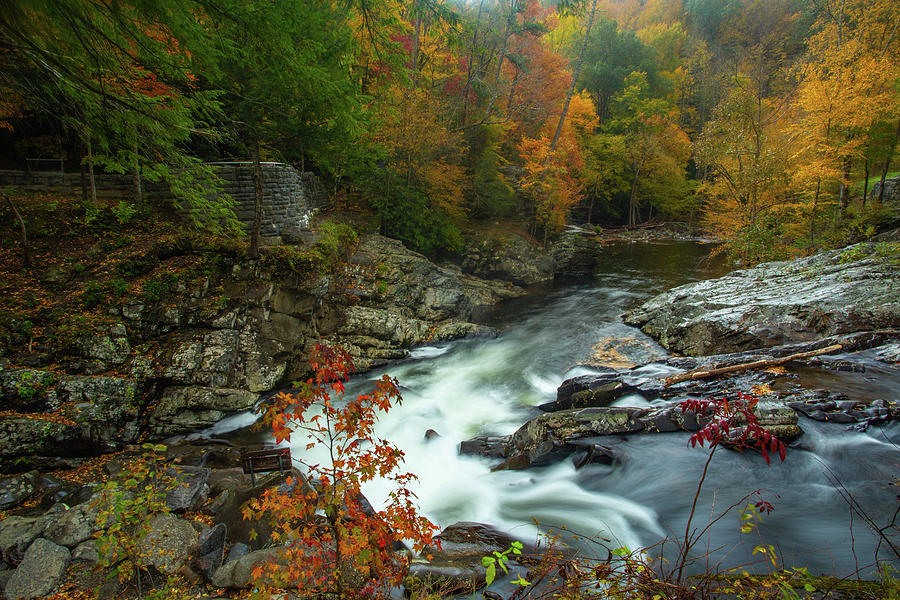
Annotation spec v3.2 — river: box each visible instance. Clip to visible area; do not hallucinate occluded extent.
[214,240,900,577]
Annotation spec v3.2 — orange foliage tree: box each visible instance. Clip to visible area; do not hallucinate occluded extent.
[245,345,439,597]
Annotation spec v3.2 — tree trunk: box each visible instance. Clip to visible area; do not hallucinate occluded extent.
[131,142,142,208]
[809,177,821,251]
[877,118,900,203]
[862,157,869,207]
[4,194,31,269]
[86,137,97,208]
[80,140,89,207]
[549,0,598,152]
[838,152,852,215]
[250,139,263,258]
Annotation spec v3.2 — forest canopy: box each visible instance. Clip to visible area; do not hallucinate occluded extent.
[1,0,898,263]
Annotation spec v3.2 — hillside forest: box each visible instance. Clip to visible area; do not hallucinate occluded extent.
[1,0,898,263]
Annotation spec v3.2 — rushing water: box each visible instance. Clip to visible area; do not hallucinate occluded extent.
[214,240,900,576]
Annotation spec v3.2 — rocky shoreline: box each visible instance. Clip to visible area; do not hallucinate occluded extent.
[1,236,898,597]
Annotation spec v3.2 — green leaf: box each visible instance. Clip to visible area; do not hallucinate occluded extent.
[804,583,816,592]
[485,563,496,586]
[481,556,495,568]
[612,546,630,557]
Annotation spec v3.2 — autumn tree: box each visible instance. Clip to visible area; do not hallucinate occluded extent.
[695,79,795,263]
[247,345,438,598]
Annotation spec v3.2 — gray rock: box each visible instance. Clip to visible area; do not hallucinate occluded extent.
[224,542,249,565]
[0,517,47,565]
[3,538,70,599]
[43,501,97,548]
[137,513,198,574]
[625,244,900,356]
[0,471,40,510]
[551,231,604,280]
[72,540,99,563]
[210,547,284,588]
[461,235,554,286]
[194,523,227,581]
[165,466,211,512]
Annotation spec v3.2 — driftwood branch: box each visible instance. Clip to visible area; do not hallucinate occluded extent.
[664,344,844,386]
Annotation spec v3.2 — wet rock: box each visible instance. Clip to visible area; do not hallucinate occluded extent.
[461,235,554,286]
[875,343,900,364]
[137,512,198,574]
[0,471,40,510]
[571,443,623,470]
[407,522,530,595]
[542,373,636,412]
[458,437,508,459]
[3,538,70,599]
[582,337,668,370]
[165,465,211,512]
[325,234,522,371]
[625,245,900,356]
[551,231,604,281]
[194,523,227,581]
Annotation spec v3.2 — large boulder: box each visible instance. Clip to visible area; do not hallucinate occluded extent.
[461,235,554,286]
[137,512,198,574]
[3,538,70,599]
[625,243,900,356]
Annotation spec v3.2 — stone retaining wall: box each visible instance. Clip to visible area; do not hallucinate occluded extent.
[0,162,326,238]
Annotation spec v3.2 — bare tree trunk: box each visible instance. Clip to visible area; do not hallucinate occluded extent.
[86,137,97,208]
[862,157,869,207]
[809,177,821,251]
[877,118,900,203]
[80,140,89,206]
[250,139,263,258]
[549,0,598,152]
[131,142,142,208]
[4,194,31,268]
[838,152,852,215]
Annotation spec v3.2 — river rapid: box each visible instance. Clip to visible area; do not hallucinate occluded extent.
[216,241,900,577]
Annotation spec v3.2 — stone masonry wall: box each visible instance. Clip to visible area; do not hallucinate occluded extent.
[0,162,325,239]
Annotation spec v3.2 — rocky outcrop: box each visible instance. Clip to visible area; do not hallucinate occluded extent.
[1,233,523,471]
[461,235,554,286]
[323,234,522,371]
[550,230,605,280]
[624,243,900,356]
[461,332,899,470]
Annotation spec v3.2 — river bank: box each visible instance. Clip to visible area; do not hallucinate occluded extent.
[1,237,898,598]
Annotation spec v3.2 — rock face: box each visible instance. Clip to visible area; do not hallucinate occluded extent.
[323,234,522,371]
[0,233,522,472]
[461,235,554,286]
[550,231,605,280]
[625,243,900,356]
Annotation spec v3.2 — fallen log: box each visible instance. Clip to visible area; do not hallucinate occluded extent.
[664,344,844,386]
